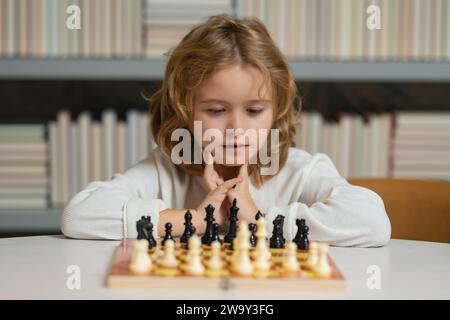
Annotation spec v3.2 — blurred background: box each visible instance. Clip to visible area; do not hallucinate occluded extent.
[0,0,449,239]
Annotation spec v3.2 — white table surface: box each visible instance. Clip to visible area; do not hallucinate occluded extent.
[0,235,449,299]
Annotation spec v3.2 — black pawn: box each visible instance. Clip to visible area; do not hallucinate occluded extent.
[161,222,174,246]
[298,225,310,250]
[249,223,257,247]
[210,223,221,244]
[201,204,215,245]
[269,214,285,249]
[224,198,239,244]
[180,210,194,244]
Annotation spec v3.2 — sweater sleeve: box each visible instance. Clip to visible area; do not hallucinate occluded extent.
[61,155,169,240]
[265,153,391,247]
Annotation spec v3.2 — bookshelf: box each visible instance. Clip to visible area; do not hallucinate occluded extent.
[1,59,450,81]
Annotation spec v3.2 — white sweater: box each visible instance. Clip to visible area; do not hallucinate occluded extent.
[61,147,391,247]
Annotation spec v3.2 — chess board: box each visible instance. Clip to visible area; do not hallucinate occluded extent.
[106,238,346,291]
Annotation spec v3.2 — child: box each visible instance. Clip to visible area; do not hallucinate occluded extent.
[61,15,391,247]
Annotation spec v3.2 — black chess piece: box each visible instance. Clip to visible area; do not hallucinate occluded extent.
[201,204,215,245]
[136,216,156,249]
[249,223,257,247]
[269,214,285,249]
[145,220,157,250]
[180,210,194,244]
[210,223,221,244]
[255,210,263,221]
[224,198,239,244]
[293,218,305,247]
[161,222,174,246]
[298,225,310,250]
[136,216,150,240]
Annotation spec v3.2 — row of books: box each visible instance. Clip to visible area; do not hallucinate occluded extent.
[1,110,448,209]
[0,0,142,58]
[49,110,156,207]
[236,0,450,61]
[0,125,48,208]
[2,0,449,61]
[392,112,450,180]
[294,112,392,178]
[143,0,233,57]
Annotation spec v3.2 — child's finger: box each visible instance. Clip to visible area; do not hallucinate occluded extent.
[218,176,243,192]
[238,163,248,178]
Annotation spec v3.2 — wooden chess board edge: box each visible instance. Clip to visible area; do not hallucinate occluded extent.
[106,274,346,291]
[105,238,347,291]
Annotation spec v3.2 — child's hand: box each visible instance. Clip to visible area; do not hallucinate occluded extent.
[198,149,243,225]
[196,176,243,226]
[226,164,258,224]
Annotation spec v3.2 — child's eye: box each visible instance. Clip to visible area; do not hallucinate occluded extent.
[247,108,263,115]
[207,108,226,114]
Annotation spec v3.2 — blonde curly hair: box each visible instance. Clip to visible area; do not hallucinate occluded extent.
[150,15,301,188]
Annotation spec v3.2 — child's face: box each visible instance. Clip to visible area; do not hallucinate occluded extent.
[193,63,274,166]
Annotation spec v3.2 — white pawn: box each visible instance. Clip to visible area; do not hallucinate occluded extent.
[282,242,300,275]
[160,239,178,269]
[130,239,152,275]
[185,235,205,276]
[206,241,224,271]
[315,243,332,278]
[231,222,253,276]
[304,241,319,271]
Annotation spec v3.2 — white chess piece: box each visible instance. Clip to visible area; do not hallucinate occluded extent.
[231,222,253,276]
[282,242,300,275]
[315,243,332,278]
[206,241,224,271]
[305,241,319,270]
[185,235,205,276]
[253,217,271,276]
[130,239,152,275]
[160,239,178,269]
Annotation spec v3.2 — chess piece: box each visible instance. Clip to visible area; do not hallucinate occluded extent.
[205,241,224,275]
[299,225,309,251]
[180,210,194,244]
[305,241,319,271]
[201,204,215,245]
[161,222,174,246]
[210,223,221,244]
[253,217,271,277]
[231,222,253,276]
[136,216,150,240]
[224,198,239,244]
[269,214,285,249]
[145,220,157,250]
[129,239,152,275]
[249,223,257,247]
[185,235,205,276]
[282,242,300,276]
[293,219,304,247]
[159,239,178,269]
[136,216,156,249]
[255,211,263,221]
[315,243,331,278]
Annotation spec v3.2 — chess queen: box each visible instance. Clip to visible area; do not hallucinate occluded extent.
[62,16,391,249]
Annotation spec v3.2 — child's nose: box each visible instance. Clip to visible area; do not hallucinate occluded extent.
[226,111,244,131]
